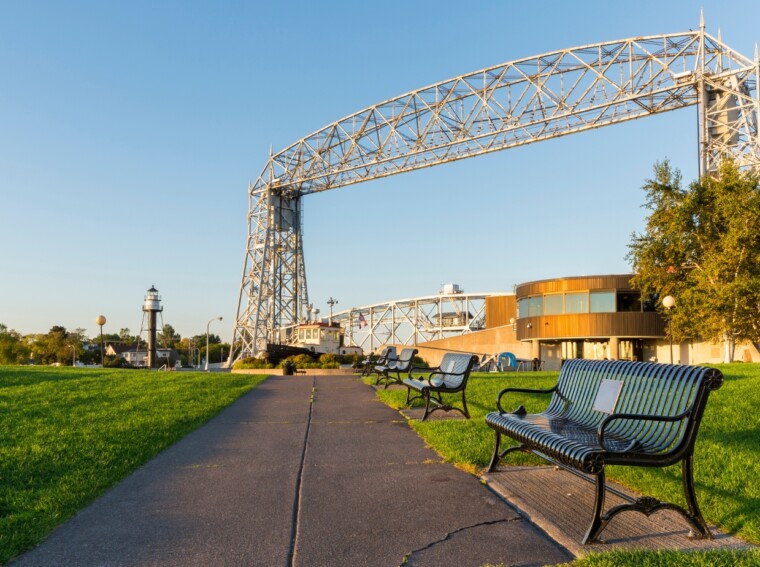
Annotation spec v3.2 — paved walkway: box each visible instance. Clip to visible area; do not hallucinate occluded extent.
[12,374,571,567]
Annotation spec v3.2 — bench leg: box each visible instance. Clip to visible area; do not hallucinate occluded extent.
[487,431,502,472]
[382,372,401,389]
[682,454,712,539]
[461,390,470,419]
[421,392,432,421]
[582,470,607,544]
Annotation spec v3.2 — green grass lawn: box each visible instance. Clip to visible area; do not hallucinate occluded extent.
[371,363,760,548]
[0,366,268,564]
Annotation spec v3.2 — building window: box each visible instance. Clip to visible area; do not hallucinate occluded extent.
[617,291,641,312]
[565,292,588,314]
[590,291,615,313]
[517,298,527,318]
[544,294,563,315]
[528,296,542,317]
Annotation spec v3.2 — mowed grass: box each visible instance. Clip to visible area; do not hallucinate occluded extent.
[0,366,268,564]
[371,363,760,546]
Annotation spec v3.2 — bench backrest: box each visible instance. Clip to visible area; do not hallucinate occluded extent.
[549,359,723,454]
[376,346,396,363]
[431,353,479,389]
[390,348,417,371]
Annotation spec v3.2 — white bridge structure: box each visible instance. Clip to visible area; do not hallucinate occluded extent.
[232,20,760,360]
[330,288,494,353]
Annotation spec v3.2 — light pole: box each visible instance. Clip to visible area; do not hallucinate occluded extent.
[69,344,76,367]
[205,316,223,371]
[327,297,338,324]
[95,315,107,367]
[663,295,675,363]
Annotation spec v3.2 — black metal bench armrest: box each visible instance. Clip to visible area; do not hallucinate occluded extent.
[427,369,467,388]
[597,408,693,452]
[495,385,557,413]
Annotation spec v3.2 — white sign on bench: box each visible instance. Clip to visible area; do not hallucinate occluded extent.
[592,379,624,414]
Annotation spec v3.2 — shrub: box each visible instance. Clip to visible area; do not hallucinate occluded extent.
[233,357,274,370]
[318,353,340,368]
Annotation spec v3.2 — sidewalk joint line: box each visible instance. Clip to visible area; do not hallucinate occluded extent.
[287,377,316,567]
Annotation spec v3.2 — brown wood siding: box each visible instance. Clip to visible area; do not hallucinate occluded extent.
[517,312,666,340]
[486,295,516,329]
[516,274,634,297]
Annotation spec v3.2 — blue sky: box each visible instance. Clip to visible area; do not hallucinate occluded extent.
[1,1,758,343]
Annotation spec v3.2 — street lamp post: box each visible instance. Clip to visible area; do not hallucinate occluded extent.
[327,297,338,324]
[95,315,107,367]
[205,316,223,371]
[663,295,675,363]
[69,344,76,367]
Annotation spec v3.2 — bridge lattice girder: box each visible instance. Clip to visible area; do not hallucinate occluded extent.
[260,31,758,195]
[333,293,493,353]
[233,29,760,360]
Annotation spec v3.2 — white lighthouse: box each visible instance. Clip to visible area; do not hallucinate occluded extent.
[143,286,163,368]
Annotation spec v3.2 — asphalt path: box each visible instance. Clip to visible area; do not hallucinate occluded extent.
[12,374,571,567]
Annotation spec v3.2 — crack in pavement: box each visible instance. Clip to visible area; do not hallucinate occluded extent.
[400,517,524,566]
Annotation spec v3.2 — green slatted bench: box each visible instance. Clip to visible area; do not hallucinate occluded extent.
[485,358,723,544]
[403,352,480,420]
[374,347,418,389]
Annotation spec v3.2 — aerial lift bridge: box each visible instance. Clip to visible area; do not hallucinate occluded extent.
[232,19,760,361]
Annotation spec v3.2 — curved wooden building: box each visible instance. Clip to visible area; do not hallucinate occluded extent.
[513,274,665,369]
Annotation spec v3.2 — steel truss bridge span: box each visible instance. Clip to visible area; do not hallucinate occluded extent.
[233,26,760,360]
[331,292,498,353]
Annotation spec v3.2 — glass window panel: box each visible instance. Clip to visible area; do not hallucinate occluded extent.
[565,292,588,313]
[544,294,564,315]
[590,291,616,313]
[617,291,641,312]
[517,298,528,319]
[528,296,543,317]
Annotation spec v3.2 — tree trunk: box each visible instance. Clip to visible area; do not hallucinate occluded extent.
[723,335,735,363]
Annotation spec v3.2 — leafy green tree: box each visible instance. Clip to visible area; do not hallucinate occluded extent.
[160,324,180,348]
[119,328,135,345]
[207,342,231,364]
[628,158,760,362]
[0,324,30,364]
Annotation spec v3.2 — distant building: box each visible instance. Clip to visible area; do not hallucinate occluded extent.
[290,321,362,356]
[105,344,181,368]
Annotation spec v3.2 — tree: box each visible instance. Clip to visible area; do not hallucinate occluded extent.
[159,324,179,348]
[0,324,30,364]
[628,158,760,362]
[119,328,133,345]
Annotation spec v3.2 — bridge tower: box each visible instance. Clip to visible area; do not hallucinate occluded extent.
[234,165,309,358]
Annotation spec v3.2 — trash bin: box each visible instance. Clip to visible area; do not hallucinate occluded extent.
[283,361,295,375]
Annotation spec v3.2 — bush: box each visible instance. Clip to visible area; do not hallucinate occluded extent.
[233,357,274,370]
[318,353,340,368]
[103,355,132,369]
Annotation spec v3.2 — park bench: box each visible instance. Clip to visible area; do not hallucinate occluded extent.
[403,352,479,420]
[357,346,397,377]
[485,358,723,544]
[374,347,418,388]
